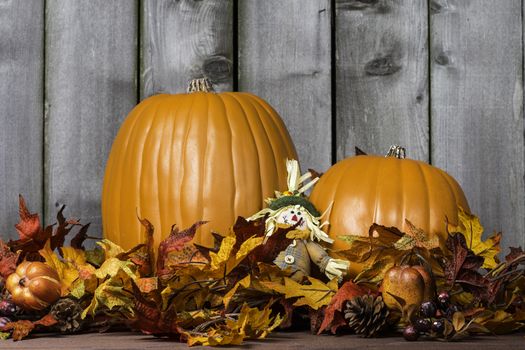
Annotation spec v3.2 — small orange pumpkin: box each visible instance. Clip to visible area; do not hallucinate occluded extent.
[102,78,297,250]
[6,261,61,311]
[310,146,470,251]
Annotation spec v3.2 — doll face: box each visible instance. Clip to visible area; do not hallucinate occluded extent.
[276,205,308,230]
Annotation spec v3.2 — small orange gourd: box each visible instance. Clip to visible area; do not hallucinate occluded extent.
[310,146,470,252]
[6,261,61,311]
[102,79,297,250]
[382,265,435,311]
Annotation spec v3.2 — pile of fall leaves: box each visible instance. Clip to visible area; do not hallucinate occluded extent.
[0,196,524,345]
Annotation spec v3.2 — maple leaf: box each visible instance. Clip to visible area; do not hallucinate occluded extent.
[70,222,91,249]
[262,276,338,310]
[117,217,155,277]
[449,207,501,269]
[444,233,486,299]
[318,281,369,334]
[156,221,208,277]
[14,195,41,241]
[1,314,57,341]
[394,220,440,251]
[0,240,17,279]
[39,240,80,296]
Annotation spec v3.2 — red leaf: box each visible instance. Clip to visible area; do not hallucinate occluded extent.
[318,281,368,334]
[14,195,41,241]
[117,217,155,276]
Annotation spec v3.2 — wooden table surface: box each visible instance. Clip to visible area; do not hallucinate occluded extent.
[1,331,523,350]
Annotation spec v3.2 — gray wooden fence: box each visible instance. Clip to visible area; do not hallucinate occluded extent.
[1,0,523,252]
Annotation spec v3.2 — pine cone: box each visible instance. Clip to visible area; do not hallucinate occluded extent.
[344,294,389,337]
[50,298,84,333]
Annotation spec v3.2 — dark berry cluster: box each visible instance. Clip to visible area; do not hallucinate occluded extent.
[403,291,457,341]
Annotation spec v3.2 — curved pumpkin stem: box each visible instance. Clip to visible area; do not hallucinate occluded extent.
[187,78,213,93]
[386,145,406,159]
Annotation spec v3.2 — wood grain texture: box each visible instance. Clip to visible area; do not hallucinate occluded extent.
[141,0,233,98]
[45,0,138,239]
[336,0,429,161]
[0,0,44,240]
[431,0,524,250]
[238,0,332,172]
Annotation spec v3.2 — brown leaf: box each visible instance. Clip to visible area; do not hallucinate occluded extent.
[156,221,208,277]
[14,195,41,241]
[444,233,484,291]
[505,247,524,263]
[1,314,57,341]
[0,240,17,279]
[318,281,369,334]
[70,222,91,249]
[117,217,155,276]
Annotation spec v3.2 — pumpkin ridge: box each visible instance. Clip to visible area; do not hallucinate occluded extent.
[179,93,201,237]
[199,94,210,230]
[330,159,357,236]
[246,94,291,177]
[247,93,297,159]
[227,93,265,208]
[103,97,152,247]
[216,94,237,230]
[244,95,284,198]
[164,96,182,238]
[117,99,159,248]
[155,99,173,239]
[137,100,163,246]
[411,160,430,235]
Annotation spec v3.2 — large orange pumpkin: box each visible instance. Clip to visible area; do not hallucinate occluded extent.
[102,79,297,250]
[310,146,470,252]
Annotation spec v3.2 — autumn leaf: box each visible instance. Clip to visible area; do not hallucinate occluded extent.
[39,240,79,296]
[262,276,338,310]
[394,220,440,251]
[318,281,369,334]
[156,221,208,277]
[0,240,17,279]
[1,314,57,341]
[14,195,41,241]
[450,207,501,269]
[444,233,486,299]
[97,239,124,259]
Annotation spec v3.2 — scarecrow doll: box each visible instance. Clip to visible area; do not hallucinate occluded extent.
[248,159,349,281]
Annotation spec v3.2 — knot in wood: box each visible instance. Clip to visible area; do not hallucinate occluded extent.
[202,55,232,83]
[365,56,401,76]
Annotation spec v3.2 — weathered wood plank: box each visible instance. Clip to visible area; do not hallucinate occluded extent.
[335,0,429,161]
[431,0,524,250]
[0,0,44,240]
[141,0,233,97]
[238,0,332,172]
[45,0,138,239]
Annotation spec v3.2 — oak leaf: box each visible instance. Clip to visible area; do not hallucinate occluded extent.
[0,240,17,279]
[1,314,57,341]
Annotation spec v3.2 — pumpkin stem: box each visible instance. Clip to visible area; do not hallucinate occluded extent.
[386,145,406,159]
[187,78,214,93]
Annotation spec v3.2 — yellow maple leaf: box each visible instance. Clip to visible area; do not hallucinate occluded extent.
[39,241,79,296]
[262,276,338,310]
[450,207,501,269]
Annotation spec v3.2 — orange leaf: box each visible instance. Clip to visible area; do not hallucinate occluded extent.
[318,281,368,334]
[2,314,57,341]
[14,195,41,241]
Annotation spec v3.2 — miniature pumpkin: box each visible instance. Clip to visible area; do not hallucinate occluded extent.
[381,265,435,311]
[6,261,61,311]
[102,78,297,250]
[310,146,470,251]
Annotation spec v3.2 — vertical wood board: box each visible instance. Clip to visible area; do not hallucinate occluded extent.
[45,0,138,239]
[335,0,429,161]
[430,0,524,250]
[141,0,233,97]
[0,0,44,240]
[238,0,332,172]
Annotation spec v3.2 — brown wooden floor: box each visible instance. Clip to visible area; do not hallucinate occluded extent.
[0,331,524,350]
